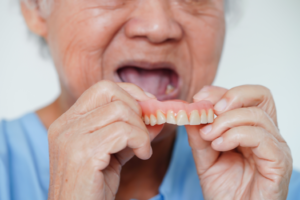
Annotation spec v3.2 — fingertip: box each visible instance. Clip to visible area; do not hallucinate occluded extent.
[193,94,209,102]
[193,86,228,104]
[212,137,223,146]
[144,92,156,99]
[193,86,212,101]
[134,146,153,160]
[214,99,227,113]
[211,137,224,151]
[200,125,212,135]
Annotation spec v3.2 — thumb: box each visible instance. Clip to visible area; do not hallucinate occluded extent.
[185,125,219,176]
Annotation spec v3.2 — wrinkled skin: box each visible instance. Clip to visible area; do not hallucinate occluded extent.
[47,82,163,199]
[20,0,293,199]
[189,85,292,200]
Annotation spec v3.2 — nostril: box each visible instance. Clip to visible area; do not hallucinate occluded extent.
[124,15,183,44]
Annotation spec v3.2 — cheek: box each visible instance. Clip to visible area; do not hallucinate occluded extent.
[177,13,225,101]
[46,4,133,98]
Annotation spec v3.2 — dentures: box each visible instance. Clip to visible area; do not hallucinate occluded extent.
[139,99,214,126]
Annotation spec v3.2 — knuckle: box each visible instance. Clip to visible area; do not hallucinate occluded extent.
[128,83,143,93]
[246,107,266,120]
[47,124,57,141]
[98,80,115,88]
[257,85,271,93]
[256,85,274,100]
[232,127,244,143]
[90,155,110,171]
[48,121,62,142]
[113,101,133,121]
[115,122,132,136]
[122,82,140,89]
[95,80,117,94]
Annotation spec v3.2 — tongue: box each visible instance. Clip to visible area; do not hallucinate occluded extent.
[118,67,172,96]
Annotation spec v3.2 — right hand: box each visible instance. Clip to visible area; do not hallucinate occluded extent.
[47,80,162,200]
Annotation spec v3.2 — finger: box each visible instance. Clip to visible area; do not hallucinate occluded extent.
[193,86,228,105]
[71,80,155,116]
[72,100,164,141]
[117,82,156,101]
[199,107,283,143]
[87,122,152,171]
[211,126,291,179]
[185,125,220,175]
[71,100,149,136]
[118,82,164,139]
[213,85,277,124]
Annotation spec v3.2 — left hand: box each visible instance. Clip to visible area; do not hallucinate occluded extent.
[185,85,293,200]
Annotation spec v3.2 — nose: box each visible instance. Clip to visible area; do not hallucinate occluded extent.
[124,0,183,44]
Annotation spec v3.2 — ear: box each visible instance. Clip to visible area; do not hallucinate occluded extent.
[21,1,47,38]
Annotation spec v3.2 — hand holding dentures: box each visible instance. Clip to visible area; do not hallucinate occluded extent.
[47,82,292,200]
[186,85,292,200]
[138,84,292,199]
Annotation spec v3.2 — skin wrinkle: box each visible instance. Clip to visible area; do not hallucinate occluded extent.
[102,166,116,197]
[237,158,253,198]
[194,149,218,176]
[19,0,293,198]
[212,160,239,199]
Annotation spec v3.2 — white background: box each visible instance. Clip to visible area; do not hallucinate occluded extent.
[0,0,300,169]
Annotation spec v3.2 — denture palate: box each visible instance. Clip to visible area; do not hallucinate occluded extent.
[138,99,214,126]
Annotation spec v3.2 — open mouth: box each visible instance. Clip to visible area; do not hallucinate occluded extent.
[117,62,180,101]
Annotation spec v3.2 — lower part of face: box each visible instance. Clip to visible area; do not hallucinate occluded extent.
[46,0,225,138]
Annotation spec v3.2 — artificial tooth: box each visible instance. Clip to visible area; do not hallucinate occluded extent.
[176,110,190,126]
[201,110,208,124]
[156,110,166,125]
[189,110,201,125]
[207,109,214,123]
[165,84,175,94]
[144,115,150,125]
[166,110,176,124]
[150,114,157,126]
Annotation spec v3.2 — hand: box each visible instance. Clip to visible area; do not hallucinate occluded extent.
[186,85,293,200]
[47,81,162,200]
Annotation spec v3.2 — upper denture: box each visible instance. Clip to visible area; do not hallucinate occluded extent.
[139,99,214,126]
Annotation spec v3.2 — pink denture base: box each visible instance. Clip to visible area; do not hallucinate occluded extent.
[138,99,213,116]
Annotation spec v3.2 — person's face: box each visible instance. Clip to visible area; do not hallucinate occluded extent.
[44,0,225,102]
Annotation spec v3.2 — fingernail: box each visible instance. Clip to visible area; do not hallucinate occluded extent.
[200,125,212,135]
[145,92,156,99]
[214,99,227,112]
[213,137,223,145]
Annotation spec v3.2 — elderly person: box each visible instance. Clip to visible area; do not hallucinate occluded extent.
[1,0,300,199]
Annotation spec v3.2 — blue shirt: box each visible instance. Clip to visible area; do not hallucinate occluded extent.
[1,113,300,200]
